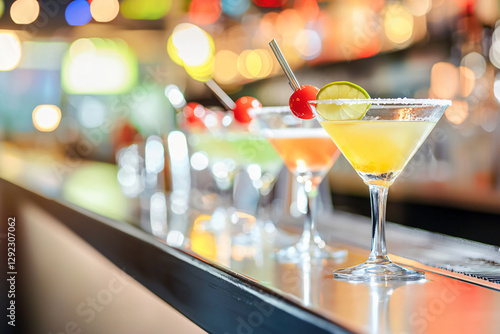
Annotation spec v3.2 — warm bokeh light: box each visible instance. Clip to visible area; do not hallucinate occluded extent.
[0,31,22,71]
[221,0,250,16]
[293,0,319,21]
[62,38,138,94]
[32,105,62,132]
[90,0,120,22]
[293,29,322,60]
[214,50,240,84]
[445,100,469,125]
[276,9,304,37]
[430,62,459,99]
[65,0,92,26]
[10,0,40,24]
[168,23,215,81]
[238,49,272,79]
[189,0,221,25]
[384,3,414,46]
[169,24,214,67]
[459,66,475,97]
[403,0,432,16]
[474,0,500,26]
[120,0,171,20]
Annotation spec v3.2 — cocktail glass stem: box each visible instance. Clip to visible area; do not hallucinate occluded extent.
[367,185,390,264]
[276,178,346,262]
[298,182,322,249]
[334,183,425,281]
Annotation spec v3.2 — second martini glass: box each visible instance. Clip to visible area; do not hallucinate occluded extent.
[253,106,347,261]
[310,98,451,281]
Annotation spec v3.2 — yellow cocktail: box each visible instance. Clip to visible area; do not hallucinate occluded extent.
[310,98,452,281]
[321,120,436,187]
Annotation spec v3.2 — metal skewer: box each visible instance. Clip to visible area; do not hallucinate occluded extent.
[269,39,301,91]
[205,79,237,110]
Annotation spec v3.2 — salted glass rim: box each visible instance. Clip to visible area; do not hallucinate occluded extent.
[308,98,452,106]
[249,106,291,115]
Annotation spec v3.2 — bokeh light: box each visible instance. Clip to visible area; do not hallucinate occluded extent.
[214,50,240,84]
[221,0,250,16]
[293,0,319,21]
[168,23,215,81]
[384,3,414,46]
[293,29,322,60]
[120,0,171,20]
[430,62,459,99]
[461,52,486,78]
[65,0,92,26]
[0,31,22,71]
[445,100,469,125]
[189,0,221,25]
[90,0,120,23]
[403,0,432,16]
[32,105,62,132]
[62,38,138,94]
[459,66,475,97]
[10,0,39,24]
[77,97,107,128]
[165,84,186,108]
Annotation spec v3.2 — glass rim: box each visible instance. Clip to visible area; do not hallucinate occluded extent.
[308,98,452,107]
[248,106,291,115]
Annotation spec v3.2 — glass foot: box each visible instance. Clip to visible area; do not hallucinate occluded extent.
[334,261,425,282]
[275,241,347,263]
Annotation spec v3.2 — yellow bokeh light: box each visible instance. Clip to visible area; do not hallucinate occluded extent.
[430,62,459,99]
[254,49,272,78]
[90,0,120,23]
[445,100,468,125]
[384,3,414,46]
[0,0,4,19]
[33,105,62,132]
[121,0,171,20]
[185,58,214,82]
[459,66,475,97]
[170,23,214,67]
[10,0,39,24]
[0,31,22,71]
[214,50,239,84]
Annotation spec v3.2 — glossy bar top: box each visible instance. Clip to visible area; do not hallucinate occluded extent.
[1,144,500,334]
[183,209,500,334]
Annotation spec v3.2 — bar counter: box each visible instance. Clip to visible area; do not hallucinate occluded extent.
[1,150,500,334]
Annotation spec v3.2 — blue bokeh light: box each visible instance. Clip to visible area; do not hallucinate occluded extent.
[221,0,250,17]
[65,0,92,26]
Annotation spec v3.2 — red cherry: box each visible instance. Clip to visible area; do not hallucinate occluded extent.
[183,102,206,128]
[233,96,262,123]
[289,85,319,119]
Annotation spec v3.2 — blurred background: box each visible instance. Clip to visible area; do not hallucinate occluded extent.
[0,0,499,246]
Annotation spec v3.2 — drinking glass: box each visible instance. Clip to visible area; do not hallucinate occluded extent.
[310,98,451,281]
[252,106,347,261]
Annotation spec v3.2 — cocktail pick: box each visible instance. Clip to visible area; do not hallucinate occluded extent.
[205,79,261,124]
[269,39,300,91]
[205,78,237,110]
[269,39,318,119]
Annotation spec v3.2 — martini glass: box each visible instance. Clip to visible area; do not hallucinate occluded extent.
[253,106,347,261]
[310,98,451,281]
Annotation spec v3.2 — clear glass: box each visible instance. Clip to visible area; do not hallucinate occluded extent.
[251,106,347,262]
[310,98,452,281]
